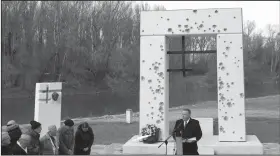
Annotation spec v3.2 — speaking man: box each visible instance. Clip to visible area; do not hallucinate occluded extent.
[172,108,202,155]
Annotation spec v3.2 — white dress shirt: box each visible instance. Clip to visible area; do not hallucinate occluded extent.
[47,133,57,154]
[17,141,27,153]
[184,118,190,127]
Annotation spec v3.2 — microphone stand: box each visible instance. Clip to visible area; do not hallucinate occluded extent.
[158,121,183,155]
[158,135,172,155]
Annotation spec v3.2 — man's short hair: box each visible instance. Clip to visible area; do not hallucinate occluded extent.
[48,125,57,132]
[183,108,191,114]
[18,134,31,147]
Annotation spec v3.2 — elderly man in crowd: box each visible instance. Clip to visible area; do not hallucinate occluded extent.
[6,120,23,154]
[13,134,32,155]
[7,120,22,145]
[40,125,59,155]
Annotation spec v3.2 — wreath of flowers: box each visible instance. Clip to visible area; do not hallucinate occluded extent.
[141,124,159,136]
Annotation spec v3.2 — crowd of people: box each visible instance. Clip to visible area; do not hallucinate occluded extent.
[1,119,95,155]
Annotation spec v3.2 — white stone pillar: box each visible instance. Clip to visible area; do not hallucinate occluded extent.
[139,36,169,141]
[217,34,246,141]
[34,82,62,136]
[126,109,133,124]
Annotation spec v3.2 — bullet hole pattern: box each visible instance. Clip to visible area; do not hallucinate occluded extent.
[141,14,244,140]
[141,39,168,127]
[141,8,242,36]
[216,34,246,141]
[220,126,225,133]
[148,9,242,35]
[223,116,228,121]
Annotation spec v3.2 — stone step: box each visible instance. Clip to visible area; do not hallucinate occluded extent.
[198,147,215,155]
[103,143,123,154]
[91,142,280,155]
[91,145,107,155]
[263,143,280,155]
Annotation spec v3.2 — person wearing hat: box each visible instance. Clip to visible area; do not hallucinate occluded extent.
[40,125,59,155]
[2,132,12,155]
[7,120,22,144]
[12,134,32,155]
[6,120,22,153]
[57,119,75,155]
[27,120,42,155]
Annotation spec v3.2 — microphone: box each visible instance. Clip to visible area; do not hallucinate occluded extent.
[172,120,184,143]
[172,120,184,133]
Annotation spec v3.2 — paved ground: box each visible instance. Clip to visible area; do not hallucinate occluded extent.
[90,143,280,155]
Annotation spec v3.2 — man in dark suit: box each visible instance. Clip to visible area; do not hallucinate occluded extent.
[12,134,31,155]
[172,109,202,155]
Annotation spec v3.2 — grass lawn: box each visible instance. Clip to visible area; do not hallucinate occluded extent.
[86,117,279,145]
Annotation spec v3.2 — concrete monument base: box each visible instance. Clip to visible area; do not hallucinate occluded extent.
[199,135,263,155]
[122,135,214,155]
[122,135,263,155]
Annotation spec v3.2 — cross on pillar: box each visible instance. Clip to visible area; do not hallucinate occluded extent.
[41,85,50,103]
[181,36,186,77]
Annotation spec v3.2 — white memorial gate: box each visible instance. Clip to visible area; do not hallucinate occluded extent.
[34,82,62,136]
[123,8,263,155]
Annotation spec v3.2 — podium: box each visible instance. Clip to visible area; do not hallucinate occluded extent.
[175,137,183,155]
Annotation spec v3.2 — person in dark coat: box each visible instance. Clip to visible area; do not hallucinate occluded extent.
[1,132,12,155]
[6,120,23,154]
[12,134,32,155]
[7,120,22,146]
[27,120,42,155]
[173,109,202,155]
[74,122,94,155]
[57,119,75,155]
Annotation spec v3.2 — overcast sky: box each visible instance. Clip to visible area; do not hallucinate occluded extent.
[135,1,279,34]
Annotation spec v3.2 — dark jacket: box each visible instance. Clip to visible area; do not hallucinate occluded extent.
[1,145,13,155]
[40,133,58,155]
[172,118,202,155]
[74,125,94,155]
[8,127,22,145]
[11,143,27,155]
[57,126,74,155]
[27,130,41,155]
[8,127,23,155]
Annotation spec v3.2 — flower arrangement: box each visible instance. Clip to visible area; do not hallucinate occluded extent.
[141,124,160,144]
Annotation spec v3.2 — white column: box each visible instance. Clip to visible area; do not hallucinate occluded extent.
[216,34,246,141]
[126,109,133,124]
[34,82,62,136]
[139,36,169,141]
